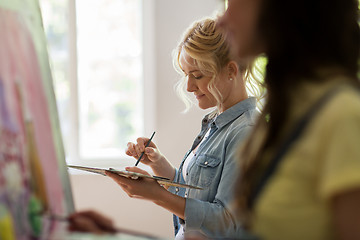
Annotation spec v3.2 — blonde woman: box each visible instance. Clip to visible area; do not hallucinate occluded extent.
[69,18,262,239]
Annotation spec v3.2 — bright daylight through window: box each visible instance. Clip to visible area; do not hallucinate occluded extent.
[40,0,144,164]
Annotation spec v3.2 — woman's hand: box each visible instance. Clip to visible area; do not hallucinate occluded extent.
[125,137,164,167]
[67,210,116,235]
[332,188,360,240]
[106,167,186,219]
[125,138,176,180]
[106,167,166,201]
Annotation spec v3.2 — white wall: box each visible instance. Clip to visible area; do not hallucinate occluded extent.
[70,0,224,238]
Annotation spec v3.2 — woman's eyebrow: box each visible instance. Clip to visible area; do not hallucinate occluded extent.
[188,70,201,74]
[181,69,201,75]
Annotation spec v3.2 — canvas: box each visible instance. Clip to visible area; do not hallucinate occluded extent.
[0,0,74,239]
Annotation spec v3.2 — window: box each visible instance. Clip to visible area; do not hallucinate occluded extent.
[40,0,148,166]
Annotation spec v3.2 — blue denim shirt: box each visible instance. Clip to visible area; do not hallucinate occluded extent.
[168,97,258,239]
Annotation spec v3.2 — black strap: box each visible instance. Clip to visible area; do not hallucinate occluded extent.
[249,86,343,208]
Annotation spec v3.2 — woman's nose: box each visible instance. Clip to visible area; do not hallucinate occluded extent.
[186,77,197,92]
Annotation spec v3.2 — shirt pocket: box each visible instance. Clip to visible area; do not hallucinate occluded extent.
[189,154,221,188]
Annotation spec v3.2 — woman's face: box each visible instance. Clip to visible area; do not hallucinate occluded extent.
[219,0,263,59]
[179,50,231,111]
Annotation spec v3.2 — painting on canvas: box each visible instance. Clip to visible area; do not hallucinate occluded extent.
[0,0,73,238]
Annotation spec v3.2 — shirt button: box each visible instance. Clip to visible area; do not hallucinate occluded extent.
[175,187,179,192]
[204,161,208,165]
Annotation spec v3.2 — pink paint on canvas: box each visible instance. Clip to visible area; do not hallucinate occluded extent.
[0,7,69,238]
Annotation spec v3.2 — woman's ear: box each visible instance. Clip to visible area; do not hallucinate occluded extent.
[227,61,239,80]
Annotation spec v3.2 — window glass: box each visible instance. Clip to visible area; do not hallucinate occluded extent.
[40,0,144,161]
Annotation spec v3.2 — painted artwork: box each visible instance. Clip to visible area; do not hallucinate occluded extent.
[0,0,74,239]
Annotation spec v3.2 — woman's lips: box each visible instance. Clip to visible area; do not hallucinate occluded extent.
[195,94,205,99]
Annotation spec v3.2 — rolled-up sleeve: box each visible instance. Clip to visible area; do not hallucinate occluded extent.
[168,168,186,195]
[167,168,180,194]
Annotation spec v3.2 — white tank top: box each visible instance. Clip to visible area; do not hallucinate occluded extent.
[175,128,211,240]
[182,128,211,181]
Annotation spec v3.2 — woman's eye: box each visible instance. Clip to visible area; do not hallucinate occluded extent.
[194,75,203,80]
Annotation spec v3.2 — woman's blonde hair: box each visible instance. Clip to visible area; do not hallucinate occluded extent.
[173,17,265,112]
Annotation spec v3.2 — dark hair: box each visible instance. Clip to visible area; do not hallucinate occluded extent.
[236,0,360,226]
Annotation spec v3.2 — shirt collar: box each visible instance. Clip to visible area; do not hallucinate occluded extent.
[203,97,257,130]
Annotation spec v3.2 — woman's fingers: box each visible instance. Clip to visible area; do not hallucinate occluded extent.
[106,171,139,190]
[76,210,115,232]
[106,171,142,198]
[105,169,163,201]
[126,142,137,157]
[136,138,146,152]
[144,147,161,161]
[68,215,102,234]
[68,210,116,234]
[125,137,158,165]
[134,144,142,157]
[125,166,151,176]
